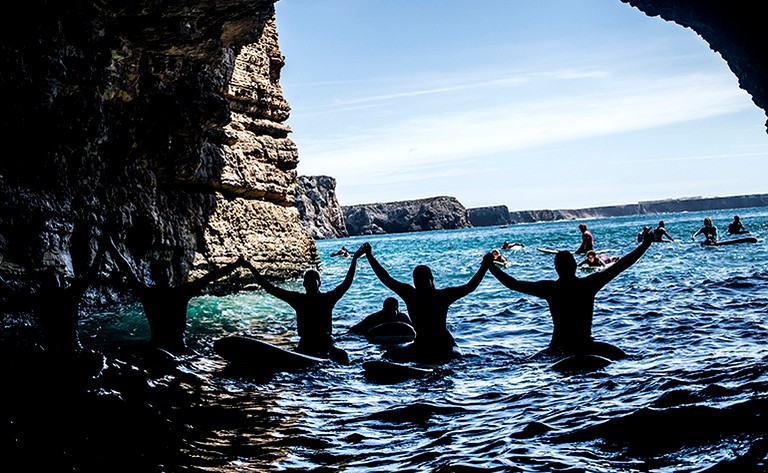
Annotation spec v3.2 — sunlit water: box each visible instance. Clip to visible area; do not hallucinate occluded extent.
[83,207,768,472]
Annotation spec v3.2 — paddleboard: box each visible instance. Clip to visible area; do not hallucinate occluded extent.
[701,237,757,247]
[213,335,326,373]
[362,360,434,383]
[365,322,416,345]
[551,354,612,373]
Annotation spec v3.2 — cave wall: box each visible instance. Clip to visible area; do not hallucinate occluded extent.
[0,0,317,308]
[0,0,765,306]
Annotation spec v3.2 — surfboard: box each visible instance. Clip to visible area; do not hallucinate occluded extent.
[213,335,326,373]
[362,360,434,383]
[550,354,612,373]
[701,236,757,246]
[536,248,561,255]
[365,322,416,345]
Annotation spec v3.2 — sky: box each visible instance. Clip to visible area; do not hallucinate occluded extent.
[273,0,768,211]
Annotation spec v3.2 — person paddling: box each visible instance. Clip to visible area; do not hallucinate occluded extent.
[361,242,493,363]
[487,229,653,361]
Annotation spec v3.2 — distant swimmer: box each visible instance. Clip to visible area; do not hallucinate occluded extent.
[487,229,654,361]
[502,241,524,249]
[244,246,365,364]
[330,246,350,257]
[577,250,618,269]
[575,223,594,255]
[727,215,749,235]
[361,242,492,363]
[348,297,413,335]
[692,217,717,244]
[652,221,674,242]
[491,248,507,267]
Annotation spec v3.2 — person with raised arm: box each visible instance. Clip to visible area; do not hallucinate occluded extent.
[361,242,493,363]
[106,237,245,355]
[242,245,366,365]
[488,229,654,361]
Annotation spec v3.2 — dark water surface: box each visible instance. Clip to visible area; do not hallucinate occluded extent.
[77,207,768,472]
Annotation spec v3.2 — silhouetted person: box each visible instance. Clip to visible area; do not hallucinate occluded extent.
[653,220,674,242]
[330,246,350,257]
[361,242,493,363]
[692,217,717,244]
[575,223,594,255]
[637,226,650,243]
[727,215,748,235]
[106,237,245,356]
[349,297,412,335]
[243,245,365,364]
[488,229,653,361]
[2,236,107,357]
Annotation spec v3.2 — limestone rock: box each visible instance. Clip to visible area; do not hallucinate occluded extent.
[343,197,472,236]
[295,176,349,240]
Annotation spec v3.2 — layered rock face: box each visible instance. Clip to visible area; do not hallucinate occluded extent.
[468,206,512,227]
[0,0,317,311]
[343,197,472,236]
[295,176,349,239]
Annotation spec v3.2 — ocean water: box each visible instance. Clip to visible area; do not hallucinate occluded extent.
[83,206,768,472]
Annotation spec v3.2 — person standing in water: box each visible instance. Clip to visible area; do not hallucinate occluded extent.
[575,223,594,255]
[243,245,366,364]
[692,217,717,244]
[361,242,493,363]
[106,237,246,356]
[487,229,653,361]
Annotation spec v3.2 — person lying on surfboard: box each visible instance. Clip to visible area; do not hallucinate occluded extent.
[349,297,413,336]
[487,229,653,361]
[243,245,366,365]
[360,242,493,364]
[576,250,618,269]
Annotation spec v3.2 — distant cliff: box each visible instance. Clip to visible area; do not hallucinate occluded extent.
[468,205,512,227]
[343,196,471,236]
[295,175,349,239]
[473,193,768,225]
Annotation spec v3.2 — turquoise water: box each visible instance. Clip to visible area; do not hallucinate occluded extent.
[83,206,768,472]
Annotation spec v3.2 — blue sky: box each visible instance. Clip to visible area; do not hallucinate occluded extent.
[274,0,767,211]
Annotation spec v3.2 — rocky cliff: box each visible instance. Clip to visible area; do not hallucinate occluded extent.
[501,193,768,224]
[0,0,318,309]
[295,175,349,239]
[343,196,472,236]
[468,205,512,227]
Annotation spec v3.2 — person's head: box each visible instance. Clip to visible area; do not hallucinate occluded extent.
[303,269,321,293]
[578,224,587,232]
[412,265,435,291]
[704,217,712,227]
[554,251,577,278]
[491,248,500,258]
[150,259,173,288]
[586,250,597,262]
[733,215,740,222]
[658,220,665,227]
[382,297,399,312]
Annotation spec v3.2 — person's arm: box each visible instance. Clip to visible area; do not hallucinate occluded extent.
[443,253,492,301]
[242,260,297,302]
[488,253,550,298]
[327,245,364,300]
[591,229,652,287]
[105,237,146,290]
[663,229,674,241]
[361,243,411,298]
[186,256,245,296]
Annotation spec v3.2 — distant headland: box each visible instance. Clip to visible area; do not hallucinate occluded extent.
[295,176,768,239]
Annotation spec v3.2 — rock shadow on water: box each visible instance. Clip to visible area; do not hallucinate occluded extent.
[362,402,467,425]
